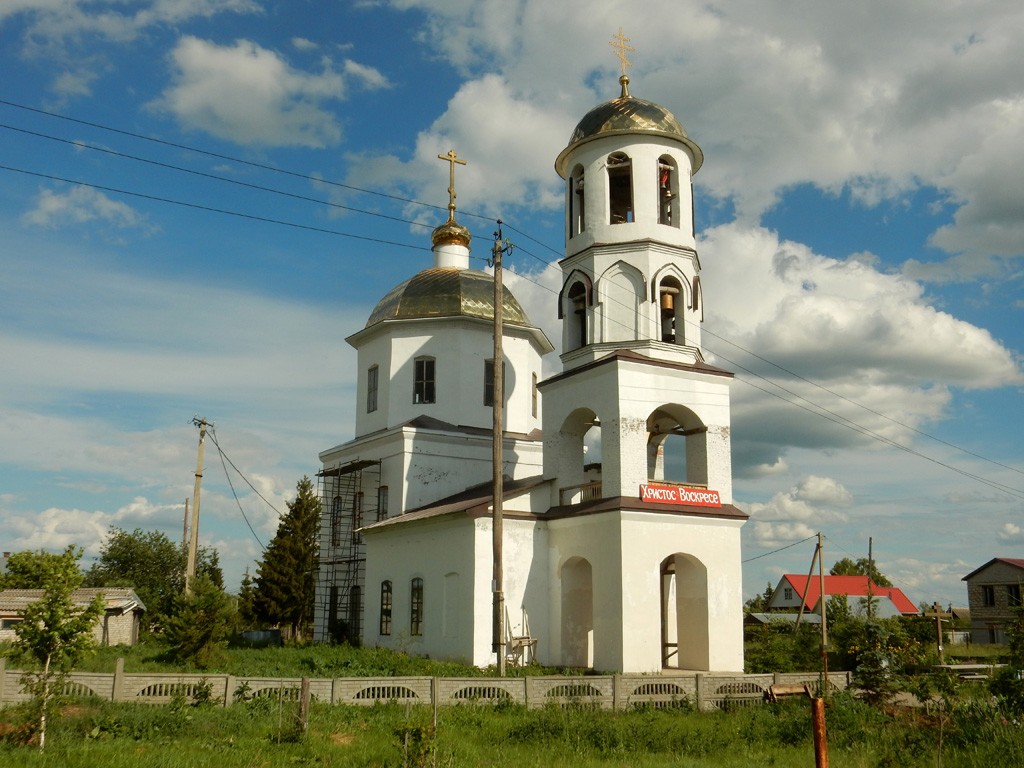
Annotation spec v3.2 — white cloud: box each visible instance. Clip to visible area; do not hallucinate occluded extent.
[998,523,1024,544]
[345,73,570,219]
[398,0,1024,272]
[152,37,350,147]
[695,223,1022,471]
[22,185,150,230]
[2,0,260,53]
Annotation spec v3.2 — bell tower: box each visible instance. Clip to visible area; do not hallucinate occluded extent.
[554,66,705,372]
[542,60,733,507]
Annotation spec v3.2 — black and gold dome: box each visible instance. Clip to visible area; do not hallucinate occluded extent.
[555,75,703,176]
[365,267,532,328]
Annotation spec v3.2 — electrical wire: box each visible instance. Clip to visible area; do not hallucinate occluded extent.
[206,425,276,551]
[2,99,1019,505]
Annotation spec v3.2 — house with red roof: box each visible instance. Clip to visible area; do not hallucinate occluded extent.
[766,574,918,619]
[962,557,1024,644]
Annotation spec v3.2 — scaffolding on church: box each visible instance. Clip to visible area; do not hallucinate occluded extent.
[315,459,380,644]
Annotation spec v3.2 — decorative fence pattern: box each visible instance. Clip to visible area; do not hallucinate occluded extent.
[0,658,848,712]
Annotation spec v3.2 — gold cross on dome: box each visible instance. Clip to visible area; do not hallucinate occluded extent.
[437,149,467,221]
[610,28,636,77]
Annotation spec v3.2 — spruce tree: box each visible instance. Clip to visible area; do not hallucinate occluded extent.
[252,476,321,641]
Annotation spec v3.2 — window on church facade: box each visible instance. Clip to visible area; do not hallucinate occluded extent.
[658,156,679,227]
[531,372,538,418]
[379,581,392,635]
[330,495,343,547]
[413,357,435,404]
[352,491,363,544]
[377,485,388,521]
[367,365,378,412]
[607,152,633,224]
[567,282,588,349]
[410,577,424,636]
[658,277,683,344]
[484,359,505,406]
[569,165,585,237]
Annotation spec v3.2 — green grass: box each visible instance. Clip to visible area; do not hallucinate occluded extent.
[52,640,571,678]
[2,692,1023,767]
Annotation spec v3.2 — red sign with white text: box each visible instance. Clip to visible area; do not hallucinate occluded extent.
[640,484,722,508]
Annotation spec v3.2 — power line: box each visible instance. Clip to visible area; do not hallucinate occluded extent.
[0,163,432,253]
[206,426,280,551]
[2,100,1019,501]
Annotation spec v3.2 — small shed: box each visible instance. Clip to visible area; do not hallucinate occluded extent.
[0,587,146,646]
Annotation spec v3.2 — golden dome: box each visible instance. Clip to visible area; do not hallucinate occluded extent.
[556,75,703,176]
[431,217,471,248]
[366,267,532,328]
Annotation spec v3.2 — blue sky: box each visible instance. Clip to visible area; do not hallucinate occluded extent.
[1,1,1022,610]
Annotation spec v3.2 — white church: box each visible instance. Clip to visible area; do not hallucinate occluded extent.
[313,71,747,674]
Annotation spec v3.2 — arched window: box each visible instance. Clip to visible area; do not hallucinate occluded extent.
[413,356,435,404]
[484,358,505,406]
[658,277,684,344]
[352,491,363,544]
[379,581,392,636]
[410,577,424,636]
[569,165,585,236]
[657,156,679,227]
[607,152,633,224]
[366,364,379,412]
[567,282,588,349]
[330,495,343,547]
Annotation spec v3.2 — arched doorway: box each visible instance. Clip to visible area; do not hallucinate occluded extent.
[660,554,709,670]
[560,557,593,668]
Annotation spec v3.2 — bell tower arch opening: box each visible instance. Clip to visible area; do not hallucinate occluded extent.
[657,275,684,344]
[568,164,586,238]
[646,406,709,487]
[658,155,679,227]
[607,152,633,224]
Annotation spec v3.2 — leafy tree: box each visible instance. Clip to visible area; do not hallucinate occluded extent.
[0,550,76,590]
[84,526,222,631]
[13,546,104,750]
[744,619,821,673]
[744,581,776,613]
[252,476,321,641]
[163,574,236,669]
[829,557,893,587]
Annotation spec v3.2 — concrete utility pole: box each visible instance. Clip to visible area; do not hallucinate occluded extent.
[185,417,208,595]
[491,224,508,676]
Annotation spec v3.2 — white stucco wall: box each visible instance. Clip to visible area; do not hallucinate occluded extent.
[350,318,547,439]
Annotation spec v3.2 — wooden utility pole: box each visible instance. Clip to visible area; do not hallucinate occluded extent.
[491,226,506,676]
[866,537,874,620]
[818,532,829,692]
[185,417,208,595]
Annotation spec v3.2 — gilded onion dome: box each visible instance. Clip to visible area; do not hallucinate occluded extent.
[365,267,532,328]
[431,217,471,248]
[555,75,703,176]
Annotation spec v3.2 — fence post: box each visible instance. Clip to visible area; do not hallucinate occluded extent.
[696,673,704,711]
[224,675,235,707]
[0,656,5,705]
[112,657,125,703]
